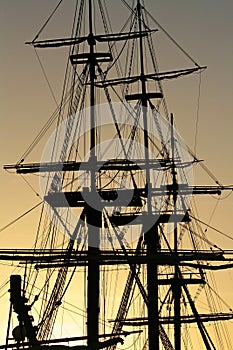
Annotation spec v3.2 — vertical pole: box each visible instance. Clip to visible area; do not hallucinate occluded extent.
[171,114,181,350]
[89,0,95,159]
[87,208,101,350]
[145,224,160,350]
[137,2,160,348]
[87,1,100,349]
[137,0,151,213]
[174,266,181,350]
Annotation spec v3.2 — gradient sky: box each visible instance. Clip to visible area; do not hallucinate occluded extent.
[0,0,233,346]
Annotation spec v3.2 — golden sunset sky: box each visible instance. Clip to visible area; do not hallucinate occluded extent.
[0,0,233,347]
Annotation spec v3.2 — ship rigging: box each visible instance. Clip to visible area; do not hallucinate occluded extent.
[1,1,233,349]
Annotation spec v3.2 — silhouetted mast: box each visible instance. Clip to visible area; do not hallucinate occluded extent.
[87,0,100,347]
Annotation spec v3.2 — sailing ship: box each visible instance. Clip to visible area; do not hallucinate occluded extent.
[1,1,233,349]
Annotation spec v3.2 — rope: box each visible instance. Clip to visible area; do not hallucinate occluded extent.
[143,7,201,67]
[32,0,64,42]
[187,144,224,187]
[16,92,70,164]
[189,214,233,242]
[194,71,202,155]
[34,48,59,107]
[120,0,201,67]
[0,202,42,233]
[20,174,41,198]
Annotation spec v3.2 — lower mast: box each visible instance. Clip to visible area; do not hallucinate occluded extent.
[145,223,160,349]
[87,207,101,349]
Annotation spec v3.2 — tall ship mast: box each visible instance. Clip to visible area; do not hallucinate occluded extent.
[1,1,233,349]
